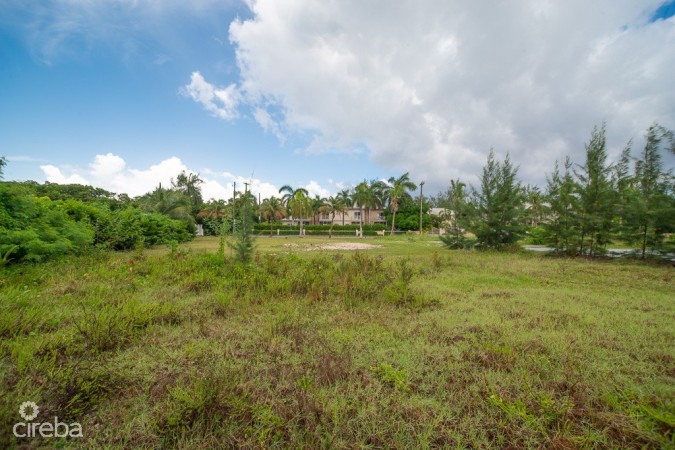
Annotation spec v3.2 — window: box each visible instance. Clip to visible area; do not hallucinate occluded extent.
[354,211,361,219]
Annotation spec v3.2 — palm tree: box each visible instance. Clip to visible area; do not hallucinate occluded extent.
[386,172,418,236]
[279,185,311,236]
[198,199,228,235]
[172,170,204,216]
[140,184,194,224]
[352,181,370,238]
[310,195,325,224]
[259,196,286,235]
[524,185,544,227]
[366,179,387,225]
[337,189,353,225]
[320,196,347,238]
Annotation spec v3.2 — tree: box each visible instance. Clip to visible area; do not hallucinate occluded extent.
[320,196,347,238]
[523,185,545,227]
[139,184,194,226]
[336,189,353,225]
[611,142,634,240]
[544,157,579,254]
[439,179,472,249]
[625,124,675,258]
[310,195,325,224]
[367,180,387,225]
[471,150,524,249]
[575,124,614,256]
[228,191,256,263]
[198,199,228,235]
[385,173,417,236]
[0,156,7,179]
[279,185,311,236]
[172,170,204,217]
[351,181,370,238]
[259,196,286,235]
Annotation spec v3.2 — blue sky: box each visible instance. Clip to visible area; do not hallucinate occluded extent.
[1,1,674,200]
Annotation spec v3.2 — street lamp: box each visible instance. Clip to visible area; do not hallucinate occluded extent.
[419,181,425,235]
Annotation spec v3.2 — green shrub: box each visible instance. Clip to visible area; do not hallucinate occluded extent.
[0,185,94,263]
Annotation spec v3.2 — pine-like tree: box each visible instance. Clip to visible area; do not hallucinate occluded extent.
[439,179,473,249]
[228,192,256,263]
[611,142,634,242]
[544,157,579,254]
[471,150,524,249]
[575,124,614,255]
[625,124,675,258]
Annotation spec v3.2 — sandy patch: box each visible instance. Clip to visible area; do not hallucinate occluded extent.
[282,242,382,251]
[316,243,382,251]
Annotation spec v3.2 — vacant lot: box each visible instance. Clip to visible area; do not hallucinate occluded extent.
[1,236,673,449]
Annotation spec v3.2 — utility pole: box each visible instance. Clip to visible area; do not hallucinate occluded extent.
[232,182,236,233]
[242,182,250,233]
[419,181,425,235]
[258,192,261,223]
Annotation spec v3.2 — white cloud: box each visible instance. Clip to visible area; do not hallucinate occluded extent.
[89,153,127,179]
[40,164,90,185]
[303,180,330,199]
[253,107,284,141]
[181,71,241,120]
[41,154,215,199]
[42,155,191,197]
[218,171,281,200]
[224,0,675,189]
[36,154,335,202]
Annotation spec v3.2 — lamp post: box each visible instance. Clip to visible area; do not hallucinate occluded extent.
[419,180,425,235]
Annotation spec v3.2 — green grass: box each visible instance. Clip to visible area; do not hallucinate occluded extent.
[1,236,673,449]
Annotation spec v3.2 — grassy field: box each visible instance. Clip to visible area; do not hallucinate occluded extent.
[1,236,673,449]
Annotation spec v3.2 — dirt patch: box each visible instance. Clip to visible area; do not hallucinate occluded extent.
[317,243,382,251]
[282,242,382,251]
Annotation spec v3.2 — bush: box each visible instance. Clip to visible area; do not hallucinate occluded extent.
[0,184,194,263]
[0,184,94,263]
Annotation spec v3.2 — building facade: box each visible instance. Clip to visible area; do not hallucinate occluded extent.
[282,208,387,226]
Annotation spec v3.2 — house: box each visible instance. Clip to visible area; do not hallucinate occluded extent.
[282,207,387,226]
[319,208,386,226]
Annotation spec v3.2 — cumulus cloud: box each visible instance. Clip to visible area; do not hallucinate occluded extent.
[40,164,90,185]
[181,72,241,120]
[42,154,192,197]
[303,180,331,199]
[223,0,675,188]
[40,154,197,198]
[37,154,337,202]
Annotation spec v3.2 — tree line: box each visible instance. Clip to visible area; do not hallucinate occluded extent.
[435,123,675,258]
[201,174,422,238]
[2,121,673,263]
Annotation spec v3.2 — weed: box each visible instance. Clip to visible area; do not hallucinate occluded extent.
[371,363,410,392]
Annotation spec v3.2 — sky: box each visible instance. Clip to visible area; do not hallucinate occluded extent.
[1,0,674,201]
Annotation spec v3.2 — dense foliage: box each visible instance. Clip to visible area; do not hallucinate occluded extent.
[0,181,193,264]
